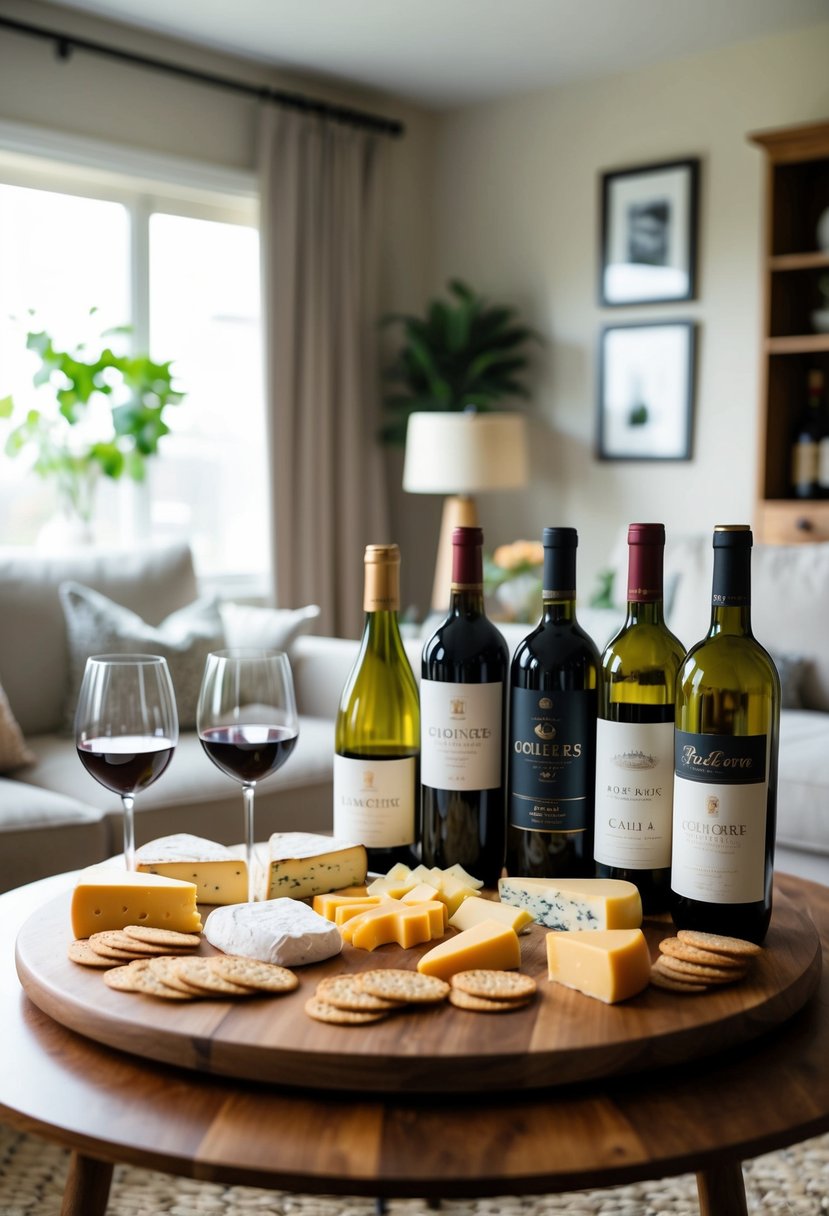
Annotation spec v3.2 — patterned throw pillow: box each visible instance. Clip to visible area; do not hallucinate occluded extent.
[60,582,226,731]
[219,602,320,651]
[0,682,36,772]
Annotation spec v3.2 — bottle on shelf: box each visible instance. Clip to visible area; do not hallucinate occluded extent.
[791,369,824,499]
[420,525,509,887]
[334,543,420,871]
[818,373,829,499]
[671,526,780,944]
[593,523,685,914]
[505,527,600,879]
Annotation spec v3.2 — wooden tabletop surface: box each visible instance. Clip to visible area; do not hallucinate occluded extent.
[1,871,828,1201]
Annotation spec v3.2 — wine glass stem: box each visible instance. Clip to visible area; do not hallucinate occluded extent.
[122,794,136,871]
[243,783,256,902]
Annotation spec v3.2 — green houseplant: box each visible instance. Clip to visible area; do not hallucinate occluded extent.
[380,279,537,444]
[0,313,184,535]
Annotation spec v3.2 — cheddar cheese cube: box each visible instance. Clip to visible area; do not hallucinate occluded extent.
[545,928,651,1004]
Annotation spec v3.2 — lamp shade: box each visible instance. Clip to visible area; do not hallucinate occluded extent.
[402,411,528,495]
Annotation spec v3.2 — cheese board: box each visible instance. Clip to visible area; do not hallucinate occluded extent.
[14,886,820,1094]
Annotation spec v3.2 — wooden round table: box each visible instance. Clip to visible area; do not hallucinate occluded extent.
[2,872,828,1216]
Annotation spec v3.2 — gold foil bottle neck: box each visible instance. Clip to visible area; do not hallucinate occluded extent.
[364,543,401,612]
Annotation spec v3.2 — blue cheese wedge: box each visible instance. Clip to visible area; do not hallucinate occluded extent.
[260,832,368,900]
[497,876,642,931]
[136,833,247,905]
[204,898,342,966]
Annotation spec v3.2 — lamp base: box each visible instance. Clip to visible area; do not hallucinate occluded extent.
[431,495,479,612]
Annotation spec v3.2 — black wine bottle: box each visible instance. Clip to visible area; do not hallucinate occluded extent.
[506,527,599,878]
[420,526,509,887]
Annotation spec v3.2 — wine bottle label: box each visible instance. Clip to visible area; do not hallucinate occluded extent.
[593,719,674,869]
[420,678,503,791]
[819,437,829,489]
[671,730,768,904]
[792,441,819,486]
[333,755,416,847]
[508,688,595,832]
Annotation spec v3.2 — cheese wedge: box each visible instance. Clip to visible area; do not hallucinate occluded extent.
[366,874,418,899]
[135,834,247,905]
[498,876,642,931]
[442,863,485,891]
[400,882,441,905]
[346,900,446,951]
[546,928,651,1004]
[448,895,535,935]
[260,833,367,900]
[312,892,384,922]
[71,866,202,938]
[417,920,521,980]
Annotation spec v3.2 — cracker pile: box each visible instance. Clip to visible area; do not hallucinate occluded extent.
[650,930,762,995]
[305,968,537,1025]
[449,969,537,1013]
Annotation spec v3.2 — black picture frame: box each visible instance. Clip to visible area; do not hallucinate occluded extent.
[599,158,699,307]
[597,321,697,461]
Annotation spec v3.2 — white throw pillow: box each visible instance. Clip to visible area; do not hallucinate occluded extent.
[219,602,320,652]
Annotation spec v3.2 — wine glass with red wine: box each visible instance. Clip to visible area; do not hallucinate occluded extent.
[75,654,179,871]
[197,649,299,901]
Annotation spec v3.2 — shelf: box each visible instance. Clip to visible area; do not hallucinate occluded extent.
[770,252,829,271]
[766,334,829,354]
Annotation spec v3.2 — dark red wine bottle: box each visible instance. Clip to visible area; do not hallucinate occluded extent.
[506,528,599,878]
[420,526,509,887]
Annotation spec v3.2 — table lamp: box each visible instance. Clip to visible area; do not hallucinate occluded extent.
[402,410,529,611]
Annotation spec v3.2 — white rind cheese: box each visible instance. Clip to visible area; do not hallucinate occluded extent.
[135,834,247,905]
[497,876,642,931]
[204,898,343,966]
[260,832,367,900]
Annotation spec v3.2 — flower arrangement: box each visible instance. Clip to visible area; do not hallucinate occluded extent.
[483,539,544,623]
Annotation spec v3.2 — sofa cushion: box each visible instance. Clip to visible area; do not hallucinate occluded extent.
[0,778,109,893]
[220,602,320,652]
[776,710,829,854]
[59,583,225,731]
[0,682,35,772]
[0,543,198,736]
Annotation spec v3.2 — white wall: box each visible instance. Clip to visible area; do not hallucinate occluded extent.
[422,22,829,608]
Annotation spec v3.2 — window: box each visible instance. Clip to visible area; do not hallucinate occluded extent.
[0,130,268,596]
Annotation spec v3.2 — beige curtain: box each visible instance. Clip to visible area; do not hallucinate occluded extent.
[258,106,389,639]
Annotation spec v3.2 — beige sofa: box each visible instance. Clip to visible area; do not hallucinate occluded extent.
[1,537,827,894]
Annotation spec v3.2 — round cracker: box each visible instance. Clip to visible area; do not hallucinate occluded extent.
[68,939,118,968]
[451,970,537,1001]
[658,954,746,984]
[449,989,532,1013]
[676,930,762,958]
[356,969,450,1004]
[85,939,149,962]
[168,956,255,996]
[304,996,390,1025]
[147,956,208,995]
[103,959,155,991]
[315,974,396,1012]
[649,967,708,994]
[90,931,187,957]
[126,967,196,1000]
[122,926,201,949]
[211,956,299,994]
[659,937,746,968]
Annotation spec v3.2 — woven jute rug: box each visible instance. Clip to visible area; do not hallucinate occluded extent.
[1,1123,828,1216]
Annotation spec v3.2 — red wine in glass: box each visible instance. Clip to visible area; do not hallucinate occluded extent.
[77,735,176,794]
[199,725,297,784]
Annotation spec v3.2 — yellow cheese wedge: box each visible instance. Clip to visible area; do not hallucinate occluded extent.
[545,928,651,1004]
[448,895,535,935]
[135,834,247,905]
[442,862,485,891]
[417,920,521,980]
[438,875,479,917]
[366,874,418,898]
[312,892,383,922]
[332,885,370,898]
[71,866,202,938]
[345,900,446,951]
[400,882,441,904]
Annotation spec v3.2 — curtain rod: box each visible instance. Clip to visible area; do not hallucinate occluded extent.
[0,14,405,138]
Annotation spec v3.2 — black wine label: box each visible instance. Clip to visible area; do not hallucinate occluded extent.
[508,687,595,832]
[674,731,766,785]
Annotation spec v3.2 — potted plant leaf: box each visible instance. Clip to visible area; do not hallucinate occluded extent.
[380,279,537,444]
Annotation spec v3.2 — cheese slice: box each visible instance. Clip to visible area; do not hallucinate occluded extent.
[417,920,521,980]
[135,834,247,905]
[400,882,441,905]
[204,898,342,966]
[448,895,535,935]
[312,893,384,924]
[366,874,419,899]
[498,876,642,931]
[71,866,202,938]
[546,928,651,1004]
[344,900,446,951]
[260,832,367,900]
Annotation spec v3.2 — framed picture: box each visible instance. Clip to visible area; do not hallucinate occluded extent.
[599,159,699,306]
[597,321,696,461]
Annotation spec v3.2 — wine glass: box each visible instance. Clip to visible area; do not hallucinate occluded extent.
[75,654,179,871]
[197,649,299,902]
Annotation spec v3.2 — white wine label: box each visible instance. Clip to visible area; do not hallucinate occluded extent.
[671,731,768,904]
[593,719,674,869]
[420,679,503,791]
[333,755,416,847]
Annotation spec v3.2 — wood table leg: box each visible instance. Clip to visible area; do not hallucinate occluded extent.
[60,1151,114,1216]
[696,1161,748,1216]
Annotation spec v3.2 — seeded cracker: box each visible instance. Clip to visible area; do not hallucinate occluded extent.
[659,936,746,968]
[657,954,747,984]
[449,989,532,1013]
[451,970,537,1001]
[649,962,708,994]
[676,930,762,958]
[147,956,208,995]
[103,959,155,992]
[315,974,397,1012]
[169,956,255,996]
[68,939,117,968]
[304,997,390,1025]
[126,967,195,1000]
[356,969,450,1004]
[122,925,201,949]
[211,956,299,993]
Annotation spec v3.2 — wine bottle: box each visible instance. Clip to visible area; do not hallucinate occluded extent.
[420,525,509,887]
[792,369,823,499]
[334,543,420,871]
[594,523,685,914]
[671,526,780,943]
[506,527,600,878]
